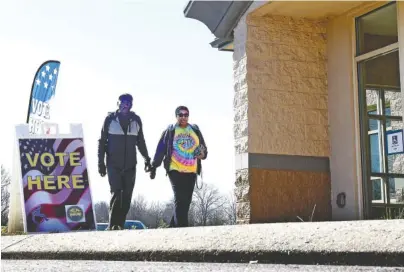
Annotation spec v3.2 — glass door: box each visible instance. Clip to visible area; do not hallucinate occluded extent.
[356,2,404,219]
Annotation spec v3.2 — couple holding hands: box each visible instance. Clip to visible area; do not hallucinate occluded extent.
[97,93,208,230]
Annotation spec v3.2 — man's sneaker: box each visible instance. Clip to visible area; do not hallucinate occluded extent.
[111,225,122,230]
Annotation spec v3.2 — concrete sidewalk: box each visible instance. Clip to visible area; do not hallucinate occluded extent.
[2,220,404,267]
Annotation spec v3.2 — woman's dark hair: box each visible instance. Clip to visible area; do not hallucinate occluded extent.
[175,106,189,115]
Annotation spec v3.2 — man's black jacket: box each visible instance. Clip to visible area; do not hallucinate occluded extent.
[98,111,150,171]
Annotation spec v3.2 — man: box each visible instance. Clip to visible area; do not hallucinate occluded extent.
[150,106,208,227]
[98,93,152,230]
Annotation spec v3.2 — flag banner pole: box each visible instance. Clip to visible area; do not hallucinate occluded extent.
[26,60,61,135]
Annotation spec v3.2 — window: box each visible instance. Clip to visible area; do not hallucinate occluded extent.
[356,2,398,55]
[356,2,404,219]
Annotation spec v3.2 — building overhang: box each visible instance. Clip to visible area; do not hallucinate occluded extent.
[210,38,234,52]
[183,1,253,51]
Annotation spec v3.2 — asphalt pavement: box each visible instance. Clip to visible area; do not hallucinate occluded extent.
[2,261,404,272]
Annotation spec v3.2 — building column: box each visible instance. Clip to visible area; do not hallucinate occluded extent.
[233,8,332,223]
[233,2,263,224]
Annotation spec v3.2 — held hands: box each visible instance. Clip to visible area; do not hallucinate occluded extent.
[144,158,156,180]
[144,158,152,173]
[149,166,156,180]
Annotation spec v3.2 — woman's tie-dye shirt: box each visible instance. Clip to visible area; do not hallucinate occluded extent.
[169,124,200,173]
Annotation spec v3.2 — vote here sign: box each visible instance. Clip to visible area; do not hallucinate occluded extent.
[18,136,96,233]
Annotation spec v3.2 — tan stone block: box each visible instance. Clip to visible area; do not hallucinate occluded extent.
[250,90,329,120]
[279,61,325,78]
[234,120,249,139]
[251,105,306,125]
[252,14,327,34]
[250,89,299,108]
[233,57,247,78]
[235,168,249,186]
[257,135,293,155]
[311,32,327,45]
[273,138,299,155]
[279,30,312,47]
[235,136,248,154]
[254,15,291,31]
[234,104,248,122]
[246,88,261,107]
[250,104,280,123]
[291,77,327,94]
[248,27,281,44]
[305,125,329,141]
[248,73,292,91]
[289,17,327,34]
[251,133,330,157]
[283,107,306,124]
[249,103,271,122]
[235,184,250,203]
[236,202,251,220]
[279,92,305,107]
[304,110,320,125]
[248,59,278,74]
[304,109,329,125]
[253,121,305,140]
[318,110,329,125]
[233,88,248,109]
[248,136,263,154]
[303,94,328,110]
[248,44,292,62]
[234,72,247,92]
[274,45,294,61]
[246,42,270,58]
[304,140,330,157]
[289,46,321,62]
[246,15,263,26]
[320,61,327,77]
[278,107,305,124]
[235,168,250,203]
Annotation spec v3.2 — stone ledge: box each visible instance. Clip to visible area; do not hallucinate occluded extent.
[2,220,404,266]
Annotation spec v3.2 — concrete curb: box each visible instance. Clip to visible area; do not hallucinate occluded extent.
[2,220,404,267]
[2,249,404,267]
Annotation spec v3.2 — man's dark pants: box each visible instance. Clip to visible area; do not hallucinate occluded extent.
[168,170,196,228]
[107,166,136,229]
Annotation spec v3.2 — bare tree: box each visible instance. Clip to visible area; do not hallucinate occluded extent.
[127,194,148,221]
[94,201,109,223]
[161,198,175,226]
[188,200,196,226]
[223,191,237,225]
[208,208,228,226]
[147,201,165,228]
[193,182,225,226]
[1,165,11,226]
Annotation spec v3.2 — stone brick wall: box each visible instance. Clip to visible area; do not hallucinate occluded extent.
[246,15,329,157]
[233,1,267,224]
[232,7,331,224]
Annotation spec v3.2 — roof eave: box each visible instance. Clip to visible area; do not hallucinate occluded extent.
[183,1,253,40]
